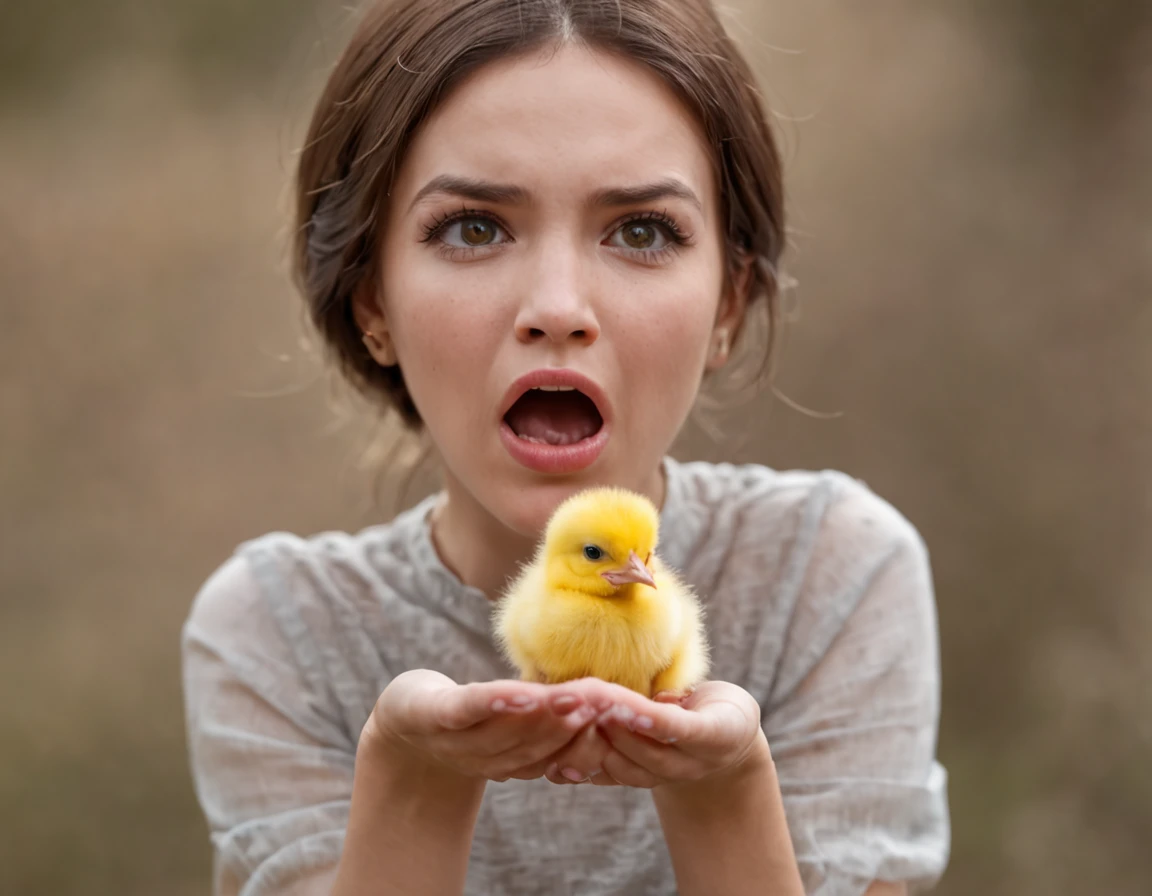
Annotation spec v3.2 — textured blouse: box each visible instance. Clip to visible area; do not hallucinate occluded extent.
[181,457,950,895]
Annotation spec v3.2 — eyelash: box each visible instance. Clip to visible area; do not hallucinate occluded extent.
[419,206,693,263]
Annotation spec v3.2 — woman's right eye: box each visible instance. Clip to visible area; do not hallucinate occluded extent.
[435,215,508,249]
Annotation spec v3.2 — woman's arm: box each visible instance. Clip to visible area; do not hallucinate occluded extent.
[656,752,908,896]
[332,725,486,896]
[652,730,804,896]
[184,556,598,896]
[334,670,608,895]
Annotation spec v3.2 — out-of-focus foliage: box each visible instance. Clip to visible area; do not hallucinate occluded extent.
[1,2,1148,894]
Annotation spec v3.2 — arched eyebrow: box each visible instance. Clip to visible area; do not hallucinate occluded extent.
[592,178,702,212]
[407,175,702,213]
[408,175,527,210]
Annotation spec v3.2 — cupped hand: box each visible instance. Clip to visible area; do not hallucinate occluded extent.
[367,669,602,783]
[537,679,767,789]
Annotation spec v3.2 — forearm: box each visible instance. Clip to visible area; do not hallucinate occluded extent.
[332,728,486,896]
[652,731,804,896]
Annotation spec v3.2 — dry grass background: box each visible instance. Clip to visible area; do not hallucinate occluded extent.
[1,2,1149,894]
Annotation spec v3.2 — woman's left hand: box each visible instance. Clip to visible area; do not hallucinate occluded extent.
[536,679,768,789]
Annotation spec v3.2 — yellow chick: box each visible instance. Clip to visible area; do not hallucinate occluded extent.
[494,487,709,698]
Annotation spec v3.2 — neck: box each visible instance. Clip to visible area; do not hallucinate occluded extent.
[429,462,669,599]
[429,485,536,599]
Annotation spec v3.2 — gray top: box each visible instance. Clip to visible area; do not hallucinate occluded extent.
[182,457,950,896]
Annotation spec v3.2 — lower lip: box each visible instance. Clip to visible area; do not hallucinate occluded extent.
[499,423,609,474]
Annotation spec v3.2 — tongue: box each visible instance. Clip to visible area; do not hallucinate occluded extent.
[505,391,602,445]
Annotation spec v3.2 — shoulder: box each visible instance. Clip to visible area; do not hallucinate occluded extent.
[666,459,936,694]
[190,496,437,626]
[183,502,439,732]
[667,457,927,572]
[184,526,381,643]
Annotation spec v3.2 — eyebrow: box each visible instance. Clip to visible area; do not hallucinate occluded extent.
[592,178,702,212]
[407,175,527,211]
[407,175,702,213]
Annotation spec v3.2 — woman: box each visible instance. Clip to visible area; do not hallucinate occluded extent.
[182,1,950,893]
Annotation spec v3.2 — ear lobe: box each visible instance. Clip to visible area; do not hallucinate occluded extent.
[713,252,755,346]
[351,280,384,335]
[352,282,397,367]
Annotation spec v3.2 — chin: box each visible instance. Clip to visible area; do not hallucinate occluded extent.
[480,476,591,539]
[481,458,658,541]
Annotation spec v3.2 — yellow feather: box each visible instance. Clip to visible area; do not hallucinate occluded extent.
[494,487,709,697]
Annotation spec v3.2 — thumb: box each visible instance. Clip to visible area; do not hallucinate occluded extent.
[386,669,460,732]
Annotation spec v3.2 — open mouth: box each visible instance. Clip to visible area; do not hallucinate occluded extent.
[503,386,604,446]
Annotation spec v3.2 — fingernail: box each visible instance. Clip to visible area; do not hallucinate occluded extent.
[551,694,581,713]
[633,715,653,729]
[565,704,597,728]
[614,705,635,722]
[561,767,585,782]
[510,694,534,705]
[507,700,537,713]
[491,698,507,711]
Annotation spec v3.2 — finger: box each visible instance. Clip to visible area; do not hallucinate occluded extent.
[598,718,697,779]
[483,702,601,775]
[601,748,663,789]
[597,699,699,747]
[432,680,546,731]
[653,690,683,704]
[505,756,555,781]
[544,723,610,784]
[691,698,757,751]
[588,769,620,786]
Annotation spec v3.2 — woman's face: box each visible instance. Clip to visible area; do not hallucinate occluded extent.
[365,43,741,536]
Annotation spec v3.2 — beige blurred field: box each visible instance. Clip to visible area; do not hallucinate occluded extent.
[1,2,1149,894]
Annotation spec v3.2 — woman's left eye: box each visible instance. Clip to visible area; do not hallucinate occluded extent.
[605,218,682,253]
[438,215,507,248]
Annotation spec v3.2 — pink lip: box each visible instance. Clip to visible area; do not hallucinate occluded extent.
[498,369,612,475]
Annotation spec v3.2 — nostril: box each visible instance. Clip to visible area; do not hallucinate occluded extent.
[529,328,545,338]
[572,330,586,339]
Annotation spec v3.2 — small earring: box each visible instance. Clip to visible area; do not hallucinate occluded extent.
[362,329,397,366]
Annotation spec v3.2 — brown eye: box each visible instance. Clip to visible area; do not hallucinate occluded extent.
[621,223,657,249]
[432,214,508,250]
[460,218,496,246]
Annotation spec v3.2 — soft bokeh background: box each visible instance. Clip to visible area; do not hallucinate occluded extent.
[2,1,1149,893]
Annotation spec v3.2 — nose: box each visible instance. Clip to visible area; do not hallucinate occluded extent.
[513,242,600,347]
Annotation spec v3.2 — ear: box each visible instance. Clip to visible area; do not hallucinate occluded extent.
[706,253,754,370]
[352,280,397,367]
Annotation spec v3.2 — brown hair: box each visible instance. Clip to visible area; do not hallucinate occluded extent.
[293,0,785,428]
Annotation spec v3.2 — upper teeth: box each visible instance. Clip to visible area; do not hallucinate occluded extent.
[530,385,576,392]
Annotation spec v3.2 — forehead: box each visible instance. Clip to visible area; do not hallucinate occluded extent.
[393,43,716,207]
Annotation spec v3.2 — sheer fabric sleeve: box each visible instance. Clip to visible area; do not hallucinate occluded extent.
[759,477,950,895]
[181,554,357,895]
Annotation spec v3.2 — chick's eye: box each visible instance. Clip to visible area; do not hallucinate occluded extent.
[583,545,604,561]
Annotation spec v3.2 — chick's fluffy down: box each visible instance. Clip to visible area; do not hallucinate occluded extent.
[495,552,709,698]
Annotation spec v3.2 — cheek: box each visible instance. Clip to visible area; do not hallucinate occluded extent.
[381,258,506,388]
[396,305,499,427]
[612,271,720,379]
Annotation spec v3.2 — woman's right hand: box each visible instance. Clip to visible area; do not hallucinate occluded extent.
[364,669,606,782]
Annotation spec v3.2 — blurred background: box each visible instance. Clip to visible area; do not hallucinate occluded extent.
[1,1,1149,893]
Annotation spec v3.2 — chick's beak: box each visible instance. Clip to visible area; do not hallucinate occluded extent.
[601,550,657,589]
